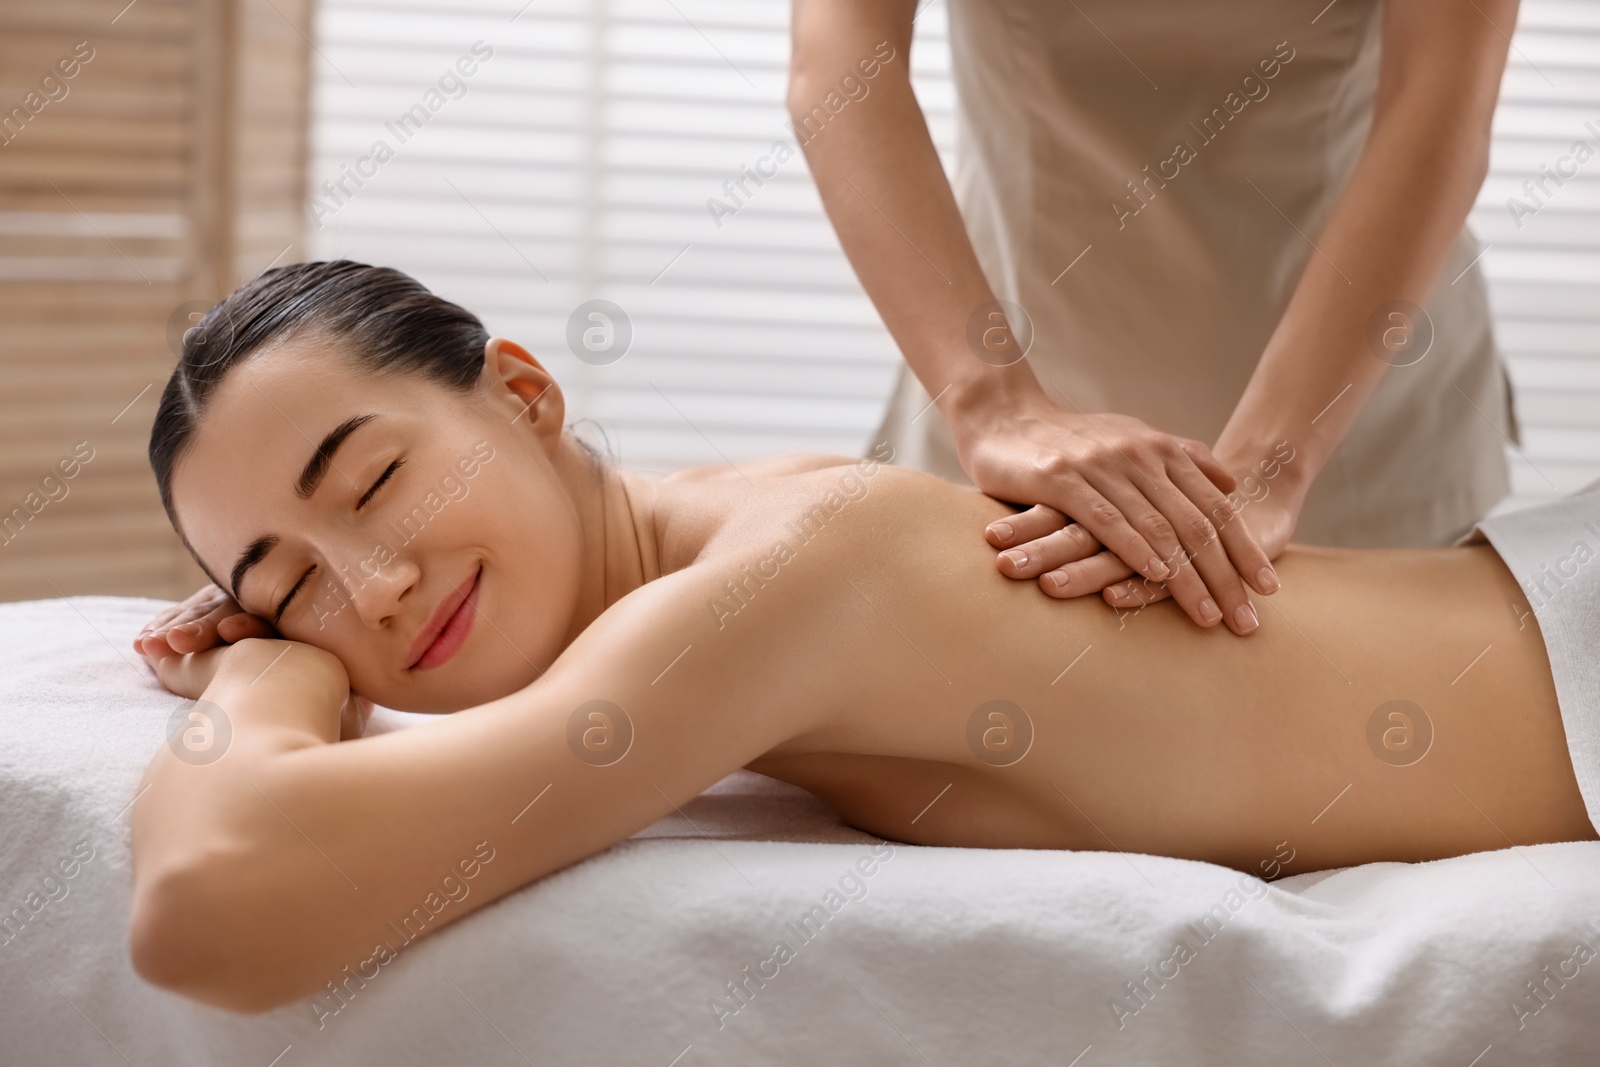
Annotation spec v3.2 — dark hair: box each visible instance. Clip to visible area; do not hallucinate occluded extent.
[149,260,600,575]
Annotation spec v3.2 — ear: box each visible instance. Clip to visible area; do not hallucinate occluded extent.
[481,337,565,450]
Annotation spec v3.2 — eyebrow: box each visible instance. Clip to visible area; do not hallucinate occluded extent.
[227,413,379,606]
[296,413,378,500]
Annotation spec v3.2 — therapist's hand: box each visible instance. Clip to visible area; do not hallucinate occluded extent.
[991,489,1299,621]
[957,388,1281,635]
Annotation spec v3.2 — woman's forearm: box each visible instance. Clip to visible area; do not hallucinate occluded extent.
[127,640,353,1006]
[1213,0,1516,490]
[130,656,554,1012]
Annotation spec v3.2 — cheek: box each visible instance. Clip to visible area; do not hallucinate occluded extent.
[362,473,587,713]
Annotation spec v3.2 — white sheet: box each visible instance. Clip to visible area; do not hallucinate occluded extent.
[3,595,1598,1064]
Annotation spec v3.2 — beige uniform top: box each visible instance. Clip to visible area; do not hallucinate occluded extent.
[872,0,1516,547]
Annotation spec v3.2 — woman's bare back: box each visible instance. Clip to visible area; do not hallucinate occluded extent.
[684,459,1595,875]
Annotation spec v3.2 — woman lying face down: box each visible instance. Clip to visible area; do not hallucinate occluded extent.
[129,261,1597,1014]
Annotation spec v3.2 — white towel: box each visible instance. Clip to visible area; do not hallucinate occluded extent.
[1461,474,1600,834]
[3,595,1598,1065]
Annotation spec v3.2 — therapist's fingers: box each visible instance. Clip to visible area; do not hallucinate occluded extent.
[985,503,1069,549]
[1104,574,1173,610]
[1094,447,1271,634]
[1165,460,1280,595]
[1178,439,1237,494]
[1046,476,1174,586]
[1090,473,1241,631]
[992,518,1102,579]
[1094,502,1254,633]
[1159,502,1259,635]
[1037,548,1137,598]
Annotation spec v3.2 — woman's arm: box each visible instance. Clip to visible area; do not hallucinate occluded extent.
[789,0,1277,634]
[128,555,848,1013]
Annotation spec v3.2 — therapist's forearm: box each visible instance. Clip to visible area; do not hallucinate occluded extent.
[1215,12,1509,491]
[788,0,1043,430]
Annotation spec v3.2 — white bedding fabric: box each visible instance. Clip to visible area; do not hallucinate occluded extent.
[2,595,1599,1065]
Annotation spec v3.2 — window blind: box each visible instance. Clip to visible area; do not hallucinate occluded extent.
[307,0,1599,513]
[1474,0,1600,513]
[306,0,952,477]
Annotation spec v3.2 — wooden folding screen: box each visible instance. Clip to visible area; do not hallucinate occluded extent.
[0,0,312,603]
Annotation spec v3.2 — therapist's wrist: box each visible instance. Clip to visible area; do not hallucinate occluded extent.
[940,365,1048,441]
[1213,433,1316,503]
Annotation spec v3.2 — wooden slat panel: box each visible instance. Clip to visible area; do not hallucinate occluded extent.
[0,0,311,605]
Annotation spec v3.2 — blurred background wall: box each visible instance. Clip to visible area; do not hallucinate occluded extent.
[2,0,1598,605]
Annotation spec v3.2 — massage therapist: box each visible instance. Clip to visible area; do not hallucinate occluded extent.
[789,0,1520,634]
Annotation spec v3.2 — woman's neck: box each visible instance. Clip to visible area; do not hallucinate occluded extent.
[554,436,669,648]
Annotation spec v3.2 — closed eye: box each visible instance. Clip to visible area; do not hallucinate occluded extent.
[357,459,404,510]
[274,565,316,625]
[273,459,403,621]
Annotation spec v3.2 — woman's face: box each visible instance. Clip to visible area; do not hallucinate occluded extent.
[170,334,583,713]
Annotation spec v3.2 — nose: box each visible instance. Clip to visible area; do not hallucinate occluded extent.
[337,549,421,630]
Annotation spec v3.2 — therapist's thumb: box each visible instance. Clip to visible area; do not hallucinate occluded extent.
[1179,439,1236,492]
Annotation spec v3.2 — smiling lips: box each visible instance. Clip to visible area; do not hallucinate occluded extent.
[408,565,481,670]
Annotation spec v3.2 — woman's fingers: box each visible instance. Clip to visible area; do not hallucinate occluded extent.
[135,584,274,663]
[168,603,274,653]
[218,612,276,642]
[133,603,187,653]
[163,608,224,654]
[137,586,224,650]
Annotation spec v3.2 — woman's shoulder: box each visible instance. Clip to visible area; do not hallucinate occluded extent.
[662,452,866,484]
[649,449,1009,602]
[699,454,1010,593]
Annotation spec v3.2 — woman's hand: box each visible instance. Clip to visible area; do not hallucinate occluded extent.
[134,583,277,662]
[147,636,373,742]
[957,388,1280,635]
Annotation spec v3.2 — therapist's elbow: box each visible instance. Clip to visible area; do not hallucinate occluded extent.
[787,34,838,122]
[787,3,907,119]
[128,866,285,1014]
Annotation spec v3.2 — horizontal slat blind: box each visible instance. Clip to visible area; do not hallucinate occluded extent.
[310,0,1600,517]
[1474,0,1600,513]
[306,0,951,474]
